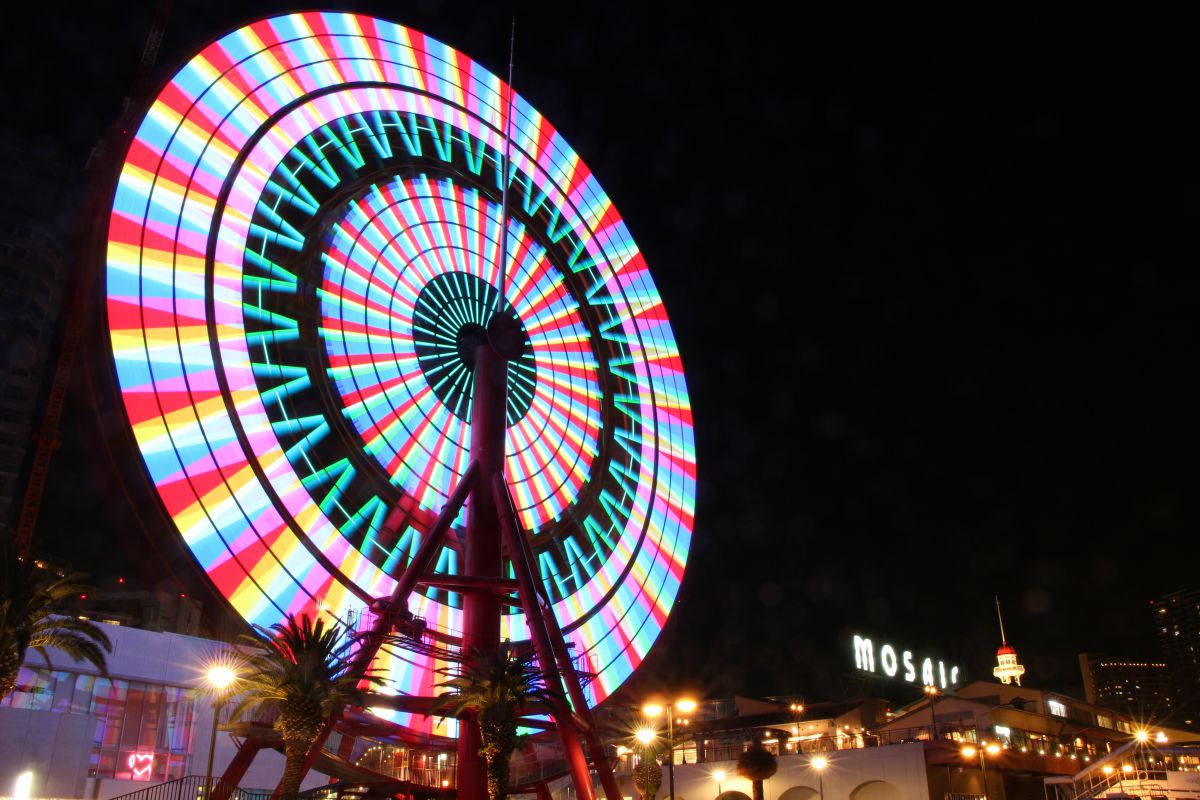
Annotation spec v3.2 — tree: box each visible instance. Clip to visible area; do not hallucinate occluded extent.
[433,649,552,800]
[0,548,111,700]
[736,742,778,800]
[229,614,369,797]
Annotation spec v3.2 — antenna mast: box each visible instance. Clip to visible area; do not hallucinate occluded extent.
[995,595,1008,644]
[496,18,516,312]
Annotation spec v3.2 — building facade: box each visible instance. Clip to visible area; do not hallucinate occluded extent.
[602,686,1200,800]
[0,622,327,799]
[1079,652,1172,719]
[1155,589,1200,728]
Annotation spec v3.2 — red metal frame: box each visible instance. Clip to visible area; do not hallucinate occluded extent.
[217,332,621,800]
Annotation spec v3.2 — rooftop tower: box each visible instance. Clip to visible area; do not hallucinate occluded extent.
[993,596,1026,685]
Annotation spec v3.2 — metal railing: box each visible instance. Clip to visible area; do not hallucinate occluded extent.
[103,776,275,800]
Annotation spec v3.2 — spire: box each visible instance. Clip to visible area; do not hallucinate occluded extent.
[992,596,1026,686]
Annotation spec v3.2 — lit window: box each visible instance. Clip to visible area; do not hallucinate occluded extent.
[1048,699,1068,717]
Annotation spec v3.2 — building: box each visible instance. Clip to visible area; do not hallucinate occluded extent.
[1079,652,1172,719]
[605,685,1200,800]
[0,622,328,799]
[993,597,1026,686]
[0,205,67,534]
[80,586,203,636]
[1155,589,1200,728]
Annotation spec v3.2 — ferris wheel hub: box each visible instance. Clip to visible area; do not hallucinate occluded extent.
[487,311,529,361]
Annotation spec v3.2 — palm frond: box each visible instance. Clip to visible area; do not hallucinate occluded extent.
[1,546,110,696]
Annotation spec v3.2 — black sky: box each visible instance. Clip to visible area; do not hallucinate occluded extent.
[5,2,1194,705]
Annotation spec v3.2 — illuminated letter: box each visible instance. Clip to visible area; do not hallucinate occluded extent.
[903,651,916,682]
[922,657,934,686]
[853,635,875,672]
[880,645,898,677]
[939,660,948,688]
[950,666,960,685]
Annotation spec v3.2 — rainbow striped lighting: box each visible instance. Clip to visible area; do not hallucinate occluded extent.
[105,11,695,730]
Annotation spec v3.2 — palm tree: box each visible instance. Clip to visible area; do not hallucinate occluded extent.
[736,741,778,800]
[433,649,552,800]
[229,614,369,797]
[1,548,111,700]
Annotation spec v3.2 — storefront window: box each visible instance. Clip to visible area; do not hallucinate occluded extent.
[0,666,196,780]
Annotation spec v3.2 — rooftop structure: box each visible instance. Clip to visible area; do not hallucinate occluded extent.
[993,595,1026,686]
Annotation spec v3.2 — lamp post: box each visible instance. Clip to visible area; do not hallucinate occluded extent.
[712,769,726,798]
[811,755,827,800]
[204,665,238,798]
[644,698,697,800]
[961,743,1000,800]
[924,685,940,740]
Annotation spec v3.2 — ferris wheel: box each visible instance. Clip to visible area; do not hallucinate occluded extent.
[104,10,695,796]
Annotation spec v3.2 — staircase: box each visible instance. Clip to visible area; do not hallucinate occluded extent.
[1043,740,1183,800]
[103,776,275,800]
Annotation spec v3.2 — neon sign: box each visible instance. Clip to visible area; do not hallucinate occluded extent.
[126,752,154,780]
[852,635,961,688]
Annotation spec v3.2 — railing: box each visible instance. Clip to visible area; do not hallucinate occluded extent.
[1044,740,1160,800]
[103,776,275,800]
[320,731,457,788]
[944,794,986,800]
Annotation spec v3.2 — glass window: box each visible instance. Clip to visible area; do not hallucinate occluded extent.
[1048,699,1067,717]
[2,666,198,780]
[0,667,54,710]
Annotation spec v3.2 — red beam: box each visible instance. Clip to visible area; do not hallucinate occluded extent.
[496,475,597,800]
[498,476,624,800]
[417,575,520,592]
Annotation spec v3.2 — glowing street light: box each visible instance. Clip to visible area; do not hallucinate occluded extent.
[636,728,658,746]
[203,661,240,799]
[643,698,698,800]
[713,769,726,796]
[811,755,828,800]
[1135,729,1150,743]
[13,771,33,800]
[924,685,941,739]
[962,742,1000,800]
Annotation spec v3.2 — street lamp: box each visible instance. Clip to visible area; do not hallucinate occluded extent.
[204,664,239,799]
[923,685,941,739]
[712,769,726,797]
[811,755,828,800]
[961,743,1000,800]
[644,698,697,800]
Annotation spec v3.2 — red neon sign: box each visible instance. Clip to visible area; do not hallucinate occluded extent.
[127,752,154,780]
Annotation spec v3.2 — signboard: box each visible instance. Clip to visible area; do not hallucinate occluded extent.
[852,635,961,689]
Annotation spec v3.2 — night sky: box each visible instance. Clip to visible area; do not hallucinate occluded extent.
[5,3,1193,706]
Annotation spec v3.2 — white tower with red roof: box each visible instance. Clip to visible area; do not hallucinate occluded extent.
[993,595,1026,685]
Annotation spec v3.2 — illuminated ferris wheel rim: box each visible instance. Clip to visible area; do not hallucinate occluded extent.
[105,10,695,711]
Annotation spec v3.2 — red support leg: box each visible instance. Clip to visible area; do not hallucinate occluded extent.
[346,461,478,683]
[457,342,509,800]
[214,739,262,800]
[496,476,597,800]
[497,477,623,800]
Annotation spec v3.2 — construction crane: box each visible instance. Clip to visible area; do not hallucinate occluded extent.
[13,1,170,559]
